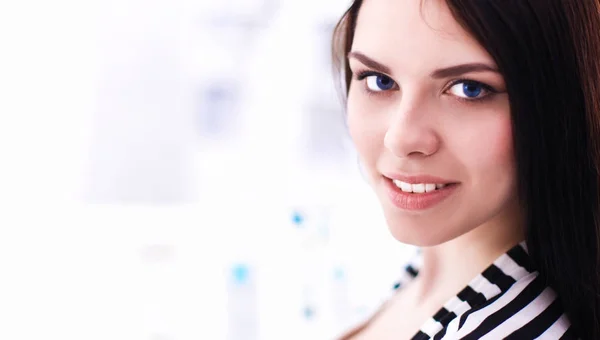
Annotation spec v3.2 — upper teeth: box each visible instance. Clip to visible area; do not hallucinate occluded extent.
[393,180,446,193]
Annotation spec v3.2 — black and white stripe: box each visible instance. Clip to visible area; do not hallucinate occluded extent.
[386,242,578,339]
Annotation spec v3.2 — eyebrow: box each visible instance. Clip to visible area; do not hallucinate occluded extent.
[348,51,500,78]
[348,51,392,74]
[430,63,499,78]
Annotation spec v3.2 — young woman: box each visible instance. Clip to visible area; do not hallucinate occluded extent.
[332,0,600,339]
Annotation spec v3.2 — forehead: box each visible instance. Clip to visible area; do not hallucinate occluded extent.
[352,0,495,73]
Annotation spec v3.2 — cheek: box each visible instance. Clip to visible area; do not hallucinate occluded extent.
[346,94,385,167]
[456,113,515,184]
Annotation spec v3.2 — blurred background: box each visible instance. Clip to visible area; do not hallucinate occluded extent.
[0,0,415,339]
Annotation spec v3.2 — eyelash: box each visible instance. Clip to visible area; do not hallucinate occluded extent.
[355,71,395,98]
[354,70,498,103]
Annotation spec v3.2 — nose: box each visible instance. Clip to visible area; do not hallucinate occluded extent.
[383,102,441,159]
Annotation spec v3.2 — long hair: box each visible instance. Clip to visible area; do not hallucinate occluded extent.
[332,0,600,338]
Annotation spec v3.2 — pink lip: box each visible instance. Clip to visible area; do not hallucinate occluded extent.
[382,176,460,211]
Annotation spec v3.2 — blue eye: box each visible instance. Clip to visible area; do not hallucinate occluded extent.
[448,81,489,99]
[365,75,396,91]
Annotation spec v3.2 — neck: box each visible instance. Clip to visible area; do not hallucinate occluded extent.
[411,203,525,305]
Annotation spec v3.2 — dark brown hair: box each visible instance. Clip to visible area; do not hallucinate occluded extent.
[333,0,600,338]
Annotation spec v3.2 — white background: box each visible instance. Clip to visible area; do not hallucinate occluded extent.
[0,1,414,339]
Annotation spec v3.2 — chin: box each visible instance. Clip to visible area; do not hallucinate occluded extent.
[387,226,449,247]
[382,211,459,247]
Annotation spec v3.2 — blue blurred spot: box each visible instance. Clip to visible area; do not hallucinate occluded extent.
[333,267,345,280]
[303,306,315,319]
[356,305,368,316]
[207,86,227,101]
[291,211,304,226]
[232,264,249,284]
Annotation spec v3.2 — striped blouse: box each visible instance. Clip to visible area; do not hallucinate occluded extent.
[361,242,579,339]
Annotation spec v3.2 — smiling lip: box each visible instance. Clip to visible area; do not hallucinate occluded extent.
[382,174,460,211]
[383,173,457,184]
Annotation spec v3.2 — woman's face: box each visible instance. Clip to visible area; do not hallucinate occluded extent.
[347,0,519,246]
